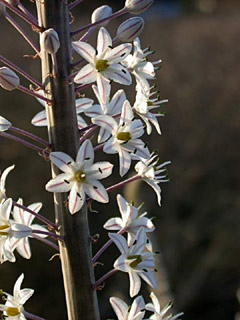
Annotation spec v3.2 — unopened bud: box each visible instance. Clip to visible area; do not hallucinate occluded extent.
[0,3,6,15]
[0,116,11,132]
[6,0,20,6]
[125,0,154,14]
[0,67,19,91]
[40,28,60,54]
[116,17,144,42]
[91,5,112,27]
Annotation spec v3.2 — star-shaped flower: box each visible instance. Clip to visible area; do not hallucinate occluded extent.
[134,85,168,135]
[104,194,155,248]
[45,139,113,214]
[0,165,15,201]
[93,100,149,176]
[110,228,157,297]
[135,153,170,206]
[110,295,145,320]
[121,37,160,90]
[85,84,126,143]
[145,292,184,320]
[72,27,132,103]
[0,274,34,320]
[11,199,48,259]
[31,89,93,129]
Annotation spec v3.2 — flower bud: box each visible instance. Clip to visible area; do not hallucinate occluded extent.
[0,116,11,132]
[124,0,154,14]
[0,67,19,91]
[40,28,60,54]
[6,0,20,6]
[0,3,6,15]
[116,17,144,42]
[91,5,112,27]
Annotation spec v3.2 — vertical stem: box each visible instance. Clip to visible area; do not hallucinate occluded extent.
[36,1,100,320]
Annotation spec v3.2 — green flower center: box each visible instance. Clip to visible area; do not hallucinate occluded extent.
[147,101,153,106]
[116,132,131,142]
[95,59,109,72]
[6,307,20,316]
[127,254,142,268]
[0,224,9,236]
[74,170,86,183]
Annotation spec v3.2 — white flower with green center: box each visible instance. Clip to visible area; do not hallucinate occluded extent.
[12,199,48,259]
[110,295,145,320]
[0,274,34,320]
[109,228,157,297]
[134,85,168,135]
[0,165,15,201]
[104,194,155,249]
[72,27,132,104]
[92,100,149,177]
[0,199,31,264]
[45,139,113,214]
[135,153,170,206]
[31,89,93,129]
[121,37,161,90]
[85,85,126,143]
[145,292,184,320]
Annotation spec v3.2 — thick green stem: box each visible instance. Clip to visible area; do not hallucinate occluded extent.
[36,1,100,319]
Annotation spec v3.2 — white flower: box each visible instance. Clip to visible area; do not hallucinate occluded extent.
[110,295,145,320]
[145,292,184,320]
[45,139,113,214]
[91,5,112,27]
[72,27,132,103]
[0,165,15,201]
[40,28,60,54]
[135,154,170,206]
[85,85,126,143]
[0,274,34,320]
[0,116,12,132]
[31,90,93,129]
[0,199,31,264]
[121,38,160,90]
[93,100,149,177]
[124,0,154,14]
[0,67,20,91]
[12,199,48,259]
[104,194,155,248]
[134,86,168,135]
[116,17,145,42]
[110,228,157,297]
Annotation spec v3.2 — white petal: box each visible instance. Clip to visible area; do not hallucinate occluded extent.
[109,233,128,254]
[129,270,141,297]
[128,296,145,319]
[149,292,160,313]
[144,178,161,206]
[96,74,110,105]
[77,115,87,130]
[117,194,128,218]
[75,97,94,114]
[13,273,24,297]
[83,181,109,203]
[139,270,157,289]
[97,27,112,56]
[84,104,103,118]
[92,115,117,135]
[30,224,48,238]
[0,116,11,131]
[18,288,34,305]
[31,110,47,127]
[11,224,32,239]
[98,127,111,143]
[103,64,132,85]
[109,297,128,320]
[105,43,132,64]
[68,186,85,214]
[103,217,123,230]
[16,238,31,259]
[50,152,74,173]
[87,161,113,179]
[120,100,134,125]
[45,173,72,193]
[76,139,94,166]
[74,64,97,84]
[72,41,95,64]
[119,148,131,177]
[108,89,126,115]
[0,165,14,194]
[103,136,118,154]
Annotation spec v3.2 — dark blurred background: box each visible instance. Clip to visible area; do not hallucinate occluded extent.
[0,0,240,319]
